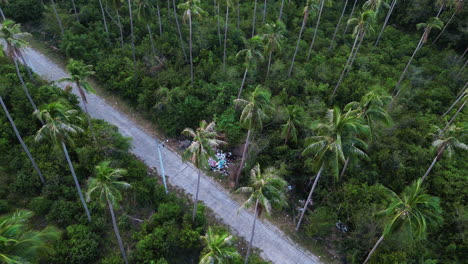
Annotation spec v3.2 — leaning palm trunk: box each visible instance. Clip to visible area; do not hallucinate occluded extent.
[107,200,129,264]
[458,47,468,63]
[173,0,188,62]
[362,234,385,264]
[435,0,446,18]
[50,0,65,37]
[79,94,96,141]
[0,96,45,184]
[296,165,323,231]
[262,0,267,23]
[340,157,350,180]
[442,90,466,117]
[192,170,201,222]
[251,0,258,37]
[13,59,39,112]
[223,5,230,71]
[237,0,240,28]
[114,9,125,51]
[375,0,398,46]
[344,31,366,77]
[306,0,325,61]
[127,0,137,79]
[421,143,446,182]
[332,31,360,97]
[288,12,308,77]
[329,0,349,51]
[0,6,5,21]
[156,1,163,36]
[237,67,248,103]
[216,1,222,46]
[147,24,157,56]
[456,59,467,77]
[278,0,285,20]
[71,0,80,22]
[98,0,109,36]
[442,99,466,132]
[236,129,251,186]
[432,11,456,45]
[244,198,259,264]
[61,141,92,222]
[343,0,358,35]
[266,50,272,80]
[188,13,194,85]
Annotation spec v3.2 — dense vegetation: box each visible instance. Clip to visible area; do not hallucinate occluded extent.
[1,0,467,263]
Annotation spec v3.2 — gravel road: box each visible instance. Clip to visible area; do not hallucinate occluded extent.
[21,46,322,264]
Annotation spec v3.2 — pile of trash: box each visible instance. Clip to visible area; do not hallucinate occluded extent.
[208,150,232,176]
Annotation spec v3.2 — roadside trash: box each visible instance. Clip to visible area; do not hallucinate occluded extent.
[208,150,232,176]
[336,221,348,232]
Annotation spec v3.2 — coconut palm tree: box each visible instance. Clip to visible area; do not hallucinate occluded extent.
[251,0,258,37]
[222,0,233,71]
[343,0,358,35]
[374,0,398,46]
[362,180,443,263]
[332,10,375,97]
[182,120,225,222]
[86,161,131,264]
[136,0,158,56]
[236,36,264,103]
[59,59,96,140]
[0,210,60,263]
[97,0,110,36]
[392,17,443,100]
[0,20,39,112]
[421,125,467,182]
[288,0,316,77]
[363,0,388,13]
[280,105,307,145]
[236,164,287,264]
[173,0,189,62]
[34,101,91,222]
[179,0,206,85]
[329,0,349,51]
[199,227,240,264]
[234,86,273,186]
[432,0,464,45]
[0,95,45,184]
[297,107,368,231]
[50,0,65,37]
[306,0,332,61]
[262,20,285,80]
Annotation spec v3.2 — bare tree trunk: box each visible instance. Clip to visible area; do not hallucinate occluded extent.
[13,59,38,112]
[458,47,468,63]
[0,96,45,184]
[340,157,350,180]
[421,145,445,183]
[107,200,129,264]
[188,13,194,85]
[115,9,125,51]
[375,0,397,47]
[98,0,109,36]
[329,0,348,51]
[443,99,466,132]
[62,141,91,222]
[173,0,188,62]
[244,198,259,264]
[296,165,324,231]
[332,31,359,97]
[127,0,137,80]
[237,0,240,29]
[147,24,157,56]
[167,0,171,17]
[50,0,65,37]
[237,67,248,103]
[0,6,5,21]
[71,0,80,23]
[435,0,446,18]
[236,129,251,186]
[251,0,258,37]
[156,1,163,36]
[216,1,222,47]
[288,13,308,77]
[278,0,285,20]
[343,0,358,35]
[362,234,385,264]
[432,11,456,45]
[262,0,267,23]
[456,59,467,77]
[442,90,466,118]
[266,50,272,80]
[223,5,230,71]
[306,0,325,61]
[192,170,201,222]
[344,31,366,77]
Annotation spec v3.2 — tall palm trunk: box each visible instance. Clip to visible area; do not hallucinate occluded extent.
[442,90,465,117]
[244,198,259,264]
[236,129,251,186]
[156,1,163,36]
[296,165,323,231]
[278,0,285,20]
[458,47,468,63]
[0,96,45,184]
[173,0,188,62]
[61,141,91,222]
[375,0,397,46]
[433,10,457,45]
[188,13,194,85]
[266,50,272,80]
[237,0,240,29]
[421,143,446,182]
[237,67,248,103]
[0,6,5,21]
[362,234,385,264]
[456,59,467,77]
[332,31,360,97]
[82,98,96,141]
[71,0,80,23]
[223,5,230,71]
[442,99,466,132]
[127,0,137,79]
[344,31,366,77]
[306,0,325,61]
[251,0,258,37]
[50,0,65,37]
[435,0,446,18]
[343,0,358,35]
[288,12,308,77]
[329,0,349,51]
[98,0,109,36]
[115,9,125,51]
[340,157,350,180]
[262,0,267,23]
[216,2,222,47]
[167,0,171,17]
[192,170,201,222]
[107,200,129,264]
[13,59,38,112]
[147,24,157,56]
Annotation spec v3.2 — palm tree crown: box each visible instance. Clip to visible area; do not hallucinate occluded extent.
[199,227,240,264]
[234,86,273,131]
[60,59,95,102]
[237,36,264,71]
[0,19,30,61]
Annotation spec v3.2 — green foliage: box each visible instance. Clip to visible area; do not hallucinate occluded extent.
[3,0,43,22]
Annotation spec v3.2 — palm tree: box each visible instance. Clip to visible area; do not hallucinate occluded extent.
[86,161,131,264]
[97,0,110,37]
[363,0,388,13]
[59,59,96,140]
[374,0,398,46]
[234,86,273,186]
[441,86,467,126]
[222,0,233,71]
[329,0,349,51]
[0,20,39,112]
[0,0,7,21]
[332,10,375,97]
[126,0,138,78]
[421,125,467,182]
[278,0,287,20]
[236,36,264,103]
[173,0,189,62]
[71,0,80,23]
[199,227,240,264]
[297,107,368,231]
[262,0,267,23]
[262,20,285,80]
[50,0,65,37]
[136,0,158,56]
[432,0,464,45]
[104,0,125,50]
[251,0,258,37]
[34,101,92,222]
[362,180,443,263]
[236,165,287,264]
[343,0,358,35]
[179,0,206,85]
[288,0,316,77]
[392,17,443,100]
[306,0,332,61]
[182,120,225,222]
[0,95,45,184]
[280,105,306,145]
[0,210,60,263]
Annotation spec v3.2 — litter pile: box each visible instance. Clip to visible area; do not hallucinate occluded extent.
[208,150,232,176]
